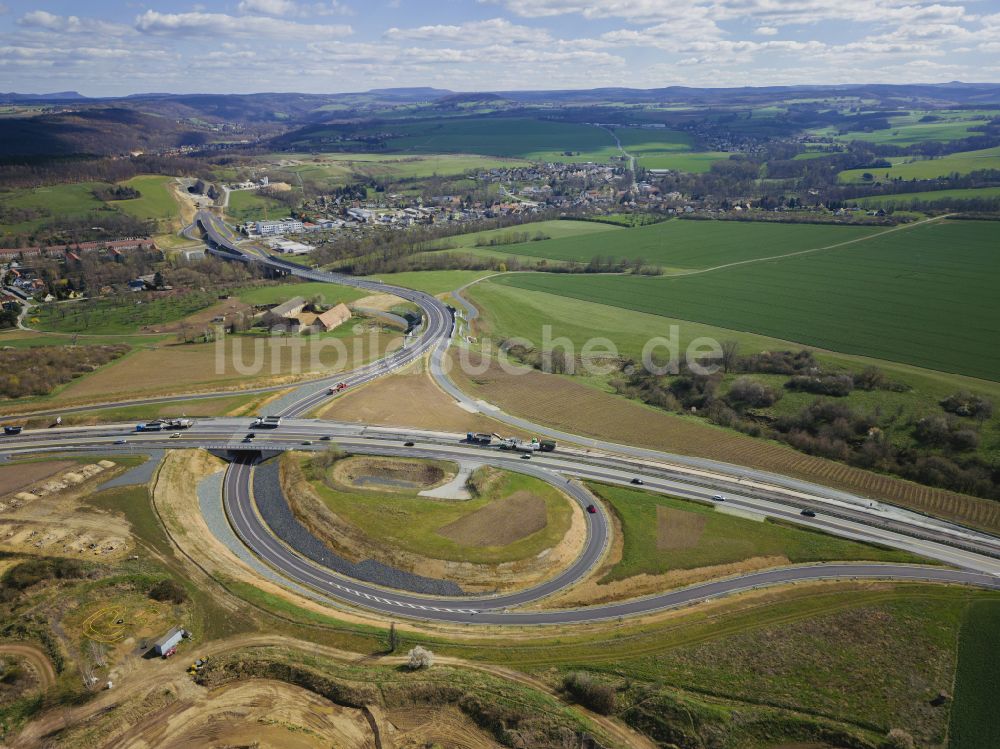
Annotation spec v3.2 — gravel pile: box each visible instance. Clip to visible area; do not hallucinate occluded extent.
[253,460,464,596]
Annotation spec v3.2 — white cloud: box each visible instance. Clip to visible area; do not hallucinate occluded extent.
[18,10,130,36]
[386,18,551,44]
[755,26,778,35]
[488,0,974,27]
[134,10,352,39]
[238,0,298,16]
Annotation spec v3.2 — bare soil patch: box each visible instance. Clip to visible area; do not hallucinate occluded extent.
[449,350,1000,533]
[438,491,547,547]
[111,679,376,749]
[0,460,75,496]
[0,643,56,705]
[331,455,450,492]
[386,705,502,749]
[318,363,530,437]
[657,506,706,551]
[352,292,406,311]
[45,330,398,405]
[0,459,133,560]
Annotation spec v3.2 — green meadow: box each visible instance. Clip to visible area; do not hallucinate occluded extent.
[492,219,1000,380]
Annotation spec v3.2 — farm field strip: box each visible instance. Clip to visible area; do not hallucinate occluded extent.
[838,145,1000,183]
[493,219,1000,380]
[486,217,883,270]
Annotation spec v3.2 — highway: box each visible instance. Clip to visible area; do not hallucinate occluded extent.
[4,421,1000,624]
[3,210,999,624]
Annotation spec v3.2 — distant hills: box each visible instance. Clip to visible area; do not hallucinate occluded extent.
[0,91,87,102]
[1,82,998,159]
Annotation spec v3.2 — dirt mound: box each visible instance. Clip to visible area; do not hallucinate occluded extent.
[387,705,502,748]
[0,460,75,496]
[112,679,376,749]
[438,491,546,547]
[656,506,706,550]
[332,456,450,492]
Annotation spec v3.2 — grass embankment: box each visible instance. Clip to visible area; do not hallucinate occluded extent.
[947,599,1000,749]
[307,456,573,565]
[598,592,976,747]
[591,483,925,583]
[492,219,1000,380]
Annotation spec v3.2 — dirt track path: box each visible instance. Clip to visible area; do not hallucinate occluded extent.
[0,643,57,691]
[10,633,655,749]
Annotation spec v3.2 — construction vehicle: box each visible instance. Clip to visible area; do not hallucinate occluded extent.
[135,422,163,432]
[328,382,348,394]
[260,415,282,428]
[3,425,23,435]
[466,432,495,445]
[164,418,194,429]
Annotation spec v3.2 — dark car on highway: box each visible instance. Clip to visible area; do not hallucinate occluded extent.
[630,478,644,485]
[404,441,415,447]
[800,509,817,517]
[586,504,597,514]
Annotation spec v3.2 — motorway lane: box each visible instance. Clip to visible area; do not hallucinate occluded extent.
[223,455,1000,625]
[5,421,1000,623]
[7,421,1000,566]
[4,212,1000,623]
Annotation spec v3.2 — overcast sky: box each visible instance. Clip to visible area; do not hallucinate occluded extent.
[2,0,999,96]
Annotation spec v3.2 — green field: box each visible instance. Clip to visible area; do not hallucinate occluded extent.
[372,116,621,162]
[272,152,528,187]
[113,175,181,227]
[857,186,1000,207]
[425,219,621,252]
[0,182,108,236]
[838,145,1000,183]
[817,110,996,147]
[948,599,1000,748]
[362,269,497,295]
[493,219,1000,380]
[227,189,293,223]
[482,218,880,271]
[591,483,922,583]
[308,461,574,565]
[613,127,728,172]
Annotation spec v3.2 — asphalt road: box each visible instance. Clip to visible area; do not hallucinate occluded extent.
[3,211,999,624]
[5,423,1000,624]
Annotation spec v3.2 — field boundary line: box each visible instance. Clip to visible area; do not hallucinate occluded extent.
[669,213,953,278]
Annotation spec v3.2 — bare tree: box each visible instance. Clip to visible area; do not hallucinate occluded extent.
[720,340,739,374]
